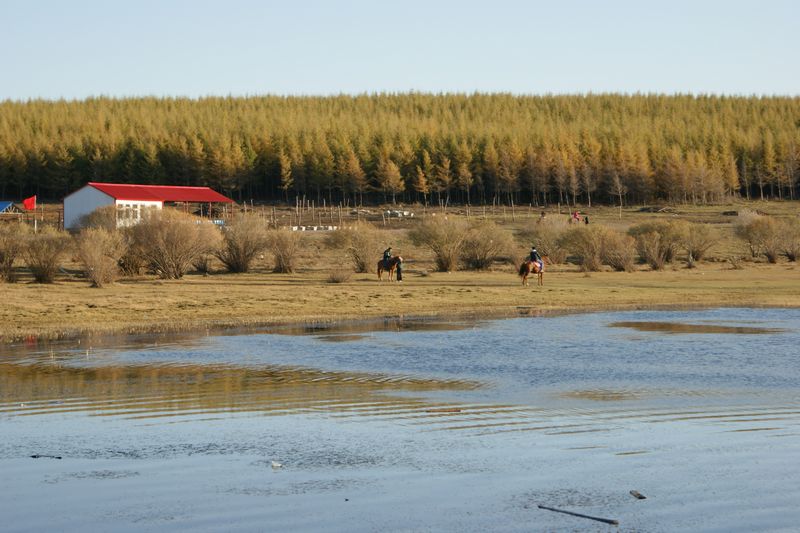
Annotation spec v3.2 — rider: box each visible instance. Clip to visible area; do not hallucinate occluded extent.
[529,245,543,272]
[383,247,393,268]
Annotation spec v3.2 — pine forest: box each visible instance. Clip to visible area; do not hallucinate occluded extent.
[1,93,798,206]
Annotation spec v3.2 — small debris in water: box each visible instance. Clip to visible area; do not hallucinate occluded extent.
[537,505,619,526]
[30,454,62,460]
[630,490,647,500]
[271,461,283,469]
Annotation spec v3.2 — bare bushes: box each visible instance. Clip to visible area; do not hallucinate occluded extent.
[77,205,118,231]
[780,218,800,261]
[0,222,30,282]
[461,221,515,270]
[74,228,126,287]
[559,225,635,272]
[118,233,147,276]
[601,230,636,272]
[409,217,469,272]
[325,222,382,273]
[23,227,72,283]
[327,268,353,283]
[676,221,720,266]
[129,210,222,279]
[628,221,683,270]
[559,226,604,271]
[737,215,800,263]
[735,215,782,263]
[267,229,302,273]
[518,217,569,264]
[216,214,269,273]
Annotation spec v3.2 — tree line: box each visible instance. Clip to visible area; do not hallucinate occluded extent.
[1,93,798,205]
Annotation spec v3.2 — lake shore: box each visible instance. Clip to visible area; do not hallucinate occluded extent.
[3,261,799,344]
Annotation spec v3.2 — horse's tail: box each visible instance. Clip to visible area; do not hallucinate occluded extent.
[518,262,527,276]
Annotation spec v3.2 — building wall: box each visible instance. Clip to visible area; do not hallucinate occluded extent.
[115,199,162,227]
[64,186,164,229]
[63,186,115,229]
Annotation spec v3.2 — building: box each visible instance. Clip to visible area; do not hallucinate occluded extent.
[63,182,234,229]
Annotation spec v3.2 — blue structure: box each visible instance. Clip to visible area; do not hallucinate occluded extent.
[0,201,15,213]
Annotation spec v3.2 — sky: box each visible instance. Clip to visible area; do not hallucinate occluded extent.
[1,0,798,100]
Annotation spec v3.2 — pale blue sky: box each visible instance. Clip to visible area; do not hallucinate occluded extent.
[1,0,797,100]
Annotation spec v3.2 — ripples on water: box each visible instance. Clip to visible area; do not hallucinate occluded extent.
[2,309,799,436]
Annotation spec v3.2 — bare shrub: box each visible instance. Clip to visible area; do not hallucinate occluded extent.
[77,205,118,231]
[628,221,683,270]
[327,269,353,283]
[129,210,222,279]
[779,218,800,262]
[325,222,382,273]
[215,214,269,273]
[735,215,781,263]
[74,227,126,287]
[409,216,469,272]
[677,221,720,264]
[0,222,30,282]
[461,221,515,270]
[118,229,147,276]
[518,217,569,264]
[192,253,214,274]
[23,227,72,283]
[601,230,636,272]
[267,229,302,273]
[559,225,605,271]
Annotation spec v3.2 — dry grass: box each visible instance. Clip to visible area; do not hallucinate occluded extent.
[3,200,800,343]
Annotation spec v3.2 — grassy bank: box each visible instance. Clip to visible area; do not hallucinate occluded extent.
[2,201,799,344]
[3,262,799,344]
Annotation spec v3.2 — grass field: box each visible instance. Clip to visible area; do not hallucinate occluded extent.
[2,200,798,343]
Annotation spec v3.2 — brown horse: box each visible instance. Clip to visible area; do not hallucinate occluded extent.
[519,259,544,286]
[378,256,403,281]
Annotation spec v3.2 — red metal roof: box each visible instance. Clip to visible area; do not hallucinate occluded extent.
[88,182,234,203]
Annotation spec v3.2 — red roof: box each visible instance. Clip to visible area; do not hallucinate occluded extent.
[88,182,234,203]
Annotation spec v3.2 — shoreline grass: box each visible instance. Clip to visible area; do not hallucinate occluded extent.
[3,262,798,345]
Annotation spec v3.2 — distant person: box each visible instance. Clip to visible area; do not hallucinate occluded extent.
[383,247,393,268]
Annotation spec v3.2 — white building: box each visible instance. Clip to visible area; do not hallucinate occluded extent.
[63,182,234,229]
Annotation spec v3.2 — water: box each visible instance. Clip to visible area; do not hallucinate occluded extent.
[2,308,799,531]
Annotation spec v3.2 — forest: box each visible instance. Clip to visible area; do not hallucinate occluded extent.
[0,93,798,206]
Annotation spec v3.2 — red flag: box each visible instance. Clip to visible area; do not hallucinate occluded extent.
[22,195,36,211]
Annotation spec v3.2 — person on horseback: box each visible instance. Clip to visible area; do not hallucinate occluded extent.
[383,247,393,269]
[529,245,543,272]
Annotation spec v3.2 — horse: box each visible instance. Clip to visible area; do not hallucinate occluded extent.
[519,258,544,287]
[377,256,403,281]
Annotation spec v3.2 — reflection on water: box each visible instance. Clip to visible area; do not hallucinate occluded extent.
[0,362,478,421]
[560,389,641,401]
[316,334,369,342]
[269,317,483,337]
[609,321,785,335]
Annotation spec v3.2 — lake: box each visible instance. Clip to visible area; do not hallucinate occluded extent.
[2,308,799,531]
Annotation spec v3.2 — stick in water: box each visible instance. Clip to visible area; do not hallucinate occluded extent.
[538,505,619,526]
